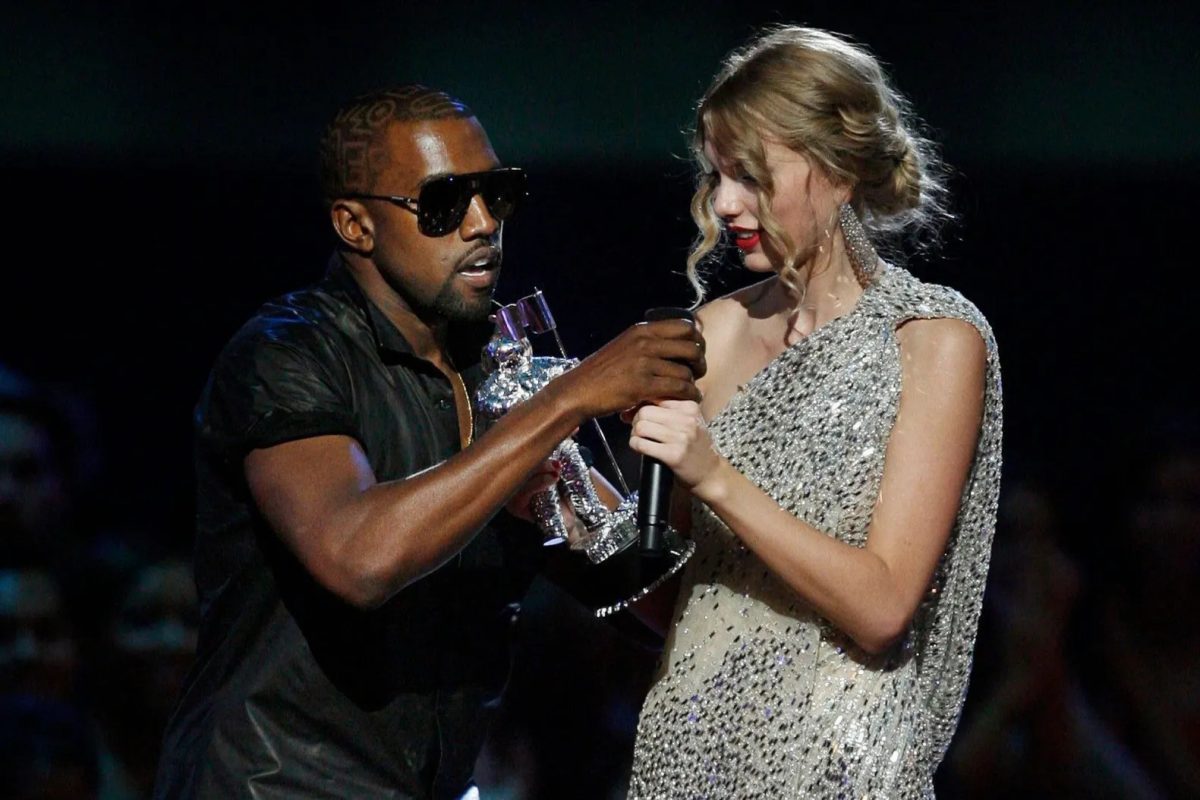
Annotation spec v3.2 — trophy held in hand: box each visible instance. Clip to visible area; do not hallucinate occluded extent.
[476,291,694,617]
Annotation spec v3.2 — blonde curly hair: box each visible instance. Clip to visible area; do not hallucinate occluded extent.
[686,25,952,303]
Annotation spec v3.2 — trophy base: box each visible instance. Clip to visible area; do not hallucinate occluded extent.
[557,522,694,618]
[591,532,695,618]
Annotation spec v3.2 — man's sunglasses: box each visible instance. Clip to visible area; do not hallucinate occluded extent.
[343,167,528,237]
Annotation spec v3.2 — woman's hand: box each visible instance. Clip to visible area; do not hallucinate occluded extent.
[628,400,725,491]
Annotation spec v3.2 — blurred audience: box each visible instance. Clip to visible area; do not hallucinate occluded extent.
[0,364,197,799]
[0,366,77,569]
[0,568,80,701]
[1093,443,1200,798]
[0,693,100,800]
[942,481,1165,798]
[92,559,198,798]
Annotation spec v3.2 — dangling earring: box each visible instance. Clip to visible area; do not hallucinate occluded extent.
[838,203,879,287]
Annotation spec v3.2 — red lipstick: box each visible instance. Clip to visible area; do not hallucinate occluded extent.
[729,226,761,252]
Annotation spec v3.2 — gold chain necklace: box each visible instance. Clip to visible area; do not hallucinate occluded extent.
[451,370,474,448]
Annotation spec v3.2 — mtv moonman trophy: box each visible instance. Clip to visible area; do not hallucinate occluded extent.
[476,290,695,617]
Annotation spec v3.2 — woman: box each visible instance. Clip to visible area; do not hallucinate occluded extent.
[626,26,1002,798]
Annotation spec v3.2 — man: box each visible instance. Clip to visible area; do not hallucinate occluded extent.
[0,365,73,567]
[153,86,704,799]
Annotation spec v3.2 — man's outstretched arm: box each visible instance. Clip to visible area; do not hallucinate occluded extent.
[244,318,705,609]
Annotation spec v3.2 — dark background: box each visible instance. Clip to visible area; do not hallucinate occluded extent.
[2,1,1198,798]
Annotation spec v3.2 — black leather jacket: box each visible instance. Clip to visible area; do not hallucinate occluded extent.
[154,255,538,799]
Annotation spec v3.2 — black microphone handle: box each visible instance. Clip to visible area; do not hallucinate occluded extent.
[637,454,672,554]
[637,307,695,554]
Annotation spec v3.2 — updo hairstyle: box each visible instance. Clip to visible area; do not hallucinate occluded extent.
[687,25,952,302]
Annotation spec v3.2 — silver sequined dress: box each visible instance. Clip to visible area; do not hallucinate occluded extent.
[628,265,1003,799]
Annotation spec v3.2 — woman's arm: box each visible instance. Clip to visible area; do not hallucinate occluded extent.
[629,316,987,654]
[622,301,732,636]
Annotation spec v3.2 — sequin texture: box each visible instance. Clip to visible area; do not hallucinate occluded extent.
[628,265,1003,799]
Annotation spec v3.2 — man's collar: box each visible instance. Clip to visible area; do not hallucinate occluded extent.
[324,252,416,359]
[323,252,489,369]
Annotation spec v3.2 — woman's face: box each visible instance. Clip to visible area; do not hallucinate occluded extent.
[705,136,845,273]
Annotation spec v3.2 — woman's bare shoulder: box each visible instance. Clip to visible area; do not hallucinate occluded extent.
[695,277,773,344]
[895,316,987,368]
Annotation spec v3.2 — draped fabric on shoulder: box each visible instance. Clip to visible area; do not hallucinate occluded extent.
[629,264,1002,799]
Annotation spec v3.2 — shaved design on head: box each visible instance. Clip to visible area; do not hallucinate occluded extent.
[319,85,473,202]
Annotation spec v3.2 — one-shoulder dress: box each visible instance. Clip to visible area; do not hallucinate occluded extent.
[628,264,1003,799]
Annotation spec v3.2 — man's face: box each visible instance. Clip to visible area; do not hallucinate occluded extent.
[111,560,198,720]
[0,569,76,698]
[0,411,66,558]
[367,116,504,323]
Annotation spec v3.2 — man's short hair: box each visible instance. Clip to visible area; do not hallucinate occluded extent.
[318,85,474,203]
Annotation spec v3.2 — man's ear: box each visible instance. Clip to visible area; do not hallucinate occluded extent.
[330,200,374,254]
